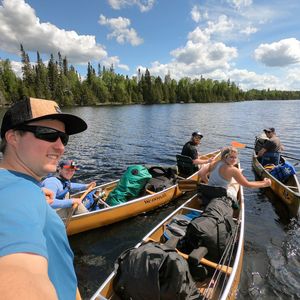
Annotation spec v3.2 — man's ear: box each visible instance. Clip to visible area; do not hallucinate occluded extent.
[5,129,19,146]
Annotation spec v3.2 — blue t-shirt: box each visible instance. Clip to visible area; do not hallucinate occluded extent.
[0,169,77,300]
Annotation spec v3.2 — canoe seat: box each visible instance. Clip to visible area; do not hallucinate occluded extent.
[176,154,198,177]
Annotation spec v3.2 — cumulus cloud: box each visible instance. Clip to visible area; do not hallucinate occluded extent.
[0,0,110,65]
[191,5,201,23]
[227,0,253,10]
[240,25,258,35]
[98,14,143,46]
[254,38,300,67]
[107,0,155,12]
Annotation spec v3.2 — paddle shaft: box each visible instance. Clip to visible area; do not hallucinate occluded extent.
[176,249,232,275]
[64,184,96,227]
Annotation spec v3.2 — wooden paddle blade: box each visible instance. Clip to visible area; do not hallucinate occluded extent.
[178,179,198,192]
[231,141,246,148]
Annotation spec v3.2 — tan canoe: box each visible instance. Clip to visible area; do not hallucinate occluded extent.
[65,150,220,236]
[90,163,244,300]
[252,152,300,217]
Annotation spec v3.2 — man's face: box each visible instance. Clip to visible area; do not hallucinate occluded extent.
[265,131,273,138]
[59,167,76,180]
[12,119,66,179]
[193,135,202,145]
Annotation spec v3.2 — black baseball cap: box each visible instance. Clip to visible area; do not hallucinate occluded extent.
[1,97,87,138]
[192,131,203,138]
[263,127,275,133]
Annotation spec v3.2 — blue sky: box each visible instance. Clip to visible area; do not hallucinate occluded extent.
[1,0,300,91]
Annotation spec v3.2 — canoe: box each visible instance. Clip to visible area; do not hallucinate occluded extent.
[65,150,220,236]
[252,152,300,217]
[90,163,244,300]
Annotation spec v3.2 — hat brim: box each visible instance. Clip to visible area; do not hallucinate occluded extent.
[24,113,87,135]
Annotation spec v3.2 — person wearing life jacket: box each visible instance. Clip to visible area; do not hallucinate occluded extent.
[41,160,96,214]
[257,128,284,166]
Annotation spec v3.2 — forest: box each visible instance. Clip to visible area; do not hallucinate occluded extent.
[1,45,300,107]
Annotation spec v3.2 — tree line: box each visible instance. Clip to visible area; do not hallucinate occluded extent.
[1,45,300,107]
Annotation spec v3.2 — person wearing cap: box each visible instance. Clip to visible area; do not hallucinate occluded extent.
[41,159,96,214]
[257,127,284,166]
[0,97,87,299]
[181,131,214,166]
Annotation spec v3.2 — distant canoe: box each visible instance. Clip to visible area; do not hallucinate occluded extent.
[90,162,244,300]
[252,152,300,217]
[64,150,220,236]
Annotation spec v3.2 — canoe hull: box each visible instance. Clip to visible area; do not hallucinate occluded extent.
[252,153,300,217]
[66,150,220,235]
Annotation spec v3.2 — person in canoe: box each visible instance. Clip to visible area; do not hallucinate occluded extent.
[0,97,87,299]
[181,131,214,166]
[41,159,96,214]
[203,146,271,200]
[257,127,284,166]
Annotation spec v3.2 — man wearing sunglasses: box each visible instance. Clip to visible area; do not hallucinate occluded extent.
[257,127,284,166]
[41,160,96,215]
[0,97,87,299]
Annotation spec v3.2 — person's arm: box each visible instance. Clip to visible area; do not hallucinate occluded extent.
[257,147,267,157]
[231,167,271,188]
[0,253,58,300]
[193,157,213,165]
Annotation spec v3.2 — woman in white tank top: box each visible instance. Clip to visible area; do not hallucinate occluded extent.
[203,147,271,196]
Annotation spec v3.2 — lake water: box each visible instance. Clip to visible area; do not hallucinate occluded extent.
[1,100,300,299]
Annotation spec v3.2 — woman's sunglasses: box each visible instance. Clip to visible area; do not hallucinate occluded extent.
[15,125,69,146]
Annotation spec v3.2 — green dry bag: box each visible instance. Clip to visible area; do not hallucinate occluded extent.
[106,165,152,206]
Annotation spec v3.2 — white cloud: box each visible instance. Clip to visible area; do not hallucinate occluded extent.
[0,0,109,65]
[240,25,258,35]
[98,14,143,46]
[205,15,234,37]
[254,38,300,67]
[226,0,253,10]
[191,5,201,23]
[107,0,155,12]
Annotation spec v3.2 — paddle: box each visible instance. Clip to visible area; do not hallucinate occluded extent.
[64,183,96,227]
[176,247,232,275]
[231,141,300,162]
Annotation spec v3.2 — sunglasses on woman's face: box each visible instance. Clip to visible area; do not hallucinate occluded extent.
[15,125,69,146]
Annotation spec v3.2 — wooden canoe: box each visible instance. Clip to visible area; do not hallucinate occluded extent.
[252,152,300,217]
[65,150,220,236]
[90,163,244,300]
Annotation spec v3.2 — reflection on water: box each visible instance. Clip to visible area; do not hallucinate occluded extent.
[1,100,300,299]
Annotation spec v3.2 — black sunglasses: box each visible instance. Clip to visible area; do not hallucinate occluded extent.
[15,125,69,146]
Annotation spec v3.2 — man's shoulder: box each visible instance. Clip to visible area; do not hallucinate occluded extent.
[41,176,61,187]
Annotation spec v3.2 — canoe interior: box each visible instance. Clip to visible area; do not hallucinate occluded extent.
[91,163,244,300]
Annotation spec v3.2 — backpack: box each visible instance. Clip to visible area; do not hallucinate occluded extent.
[106,165,152,206]
[145,166,177,192]
[182,197,235,261]
[270,161,296,183]
[113,241,201,300]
